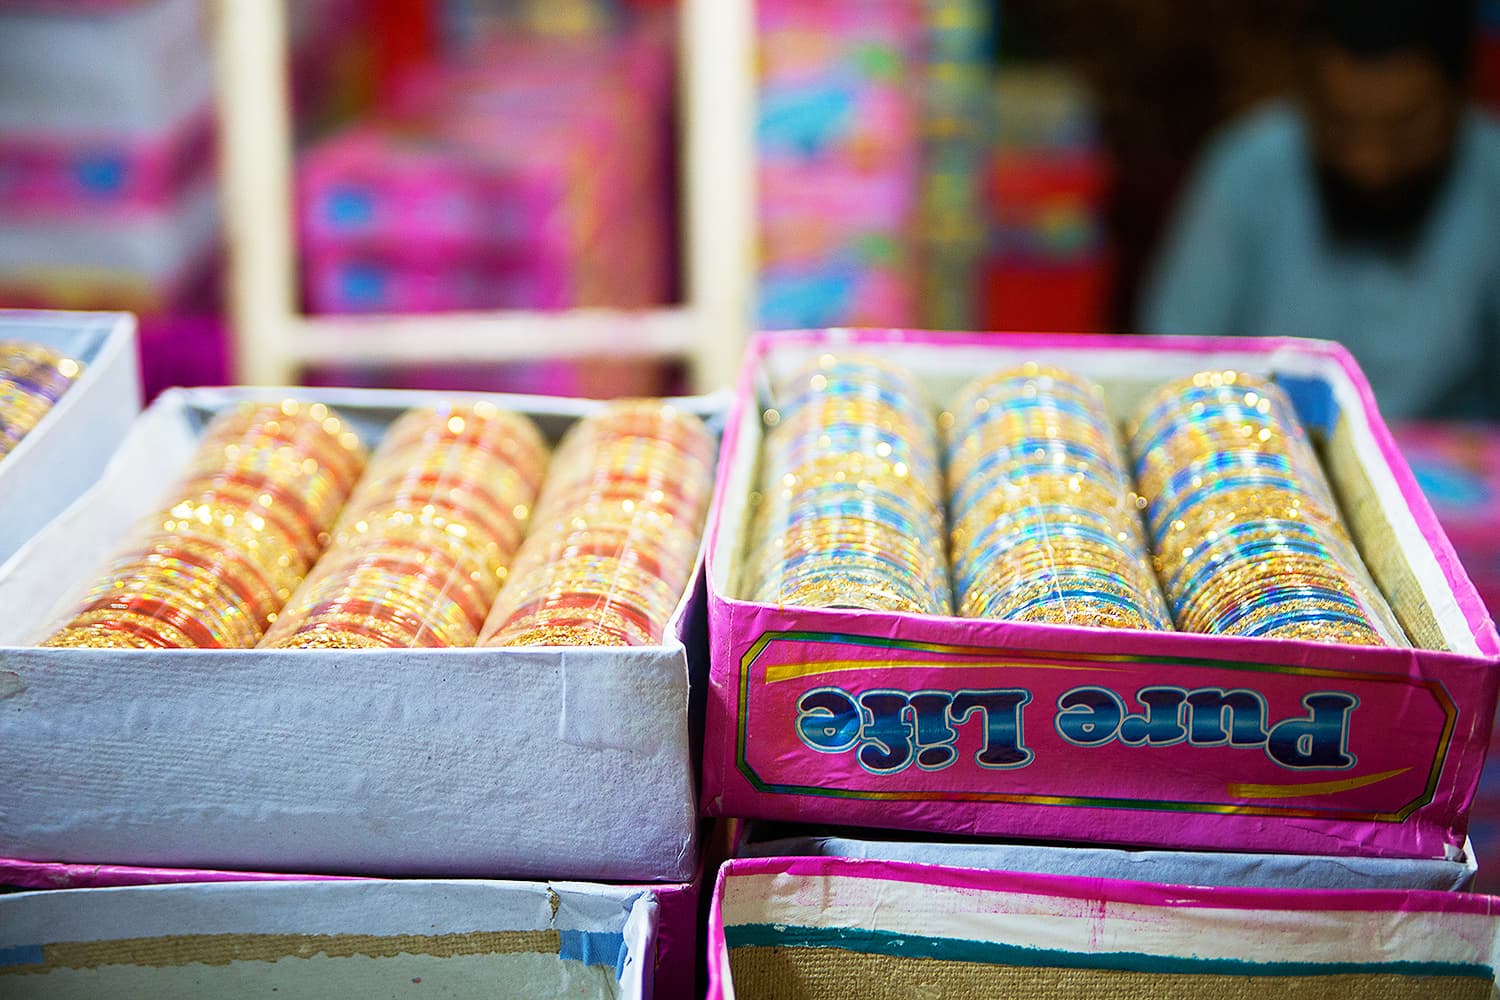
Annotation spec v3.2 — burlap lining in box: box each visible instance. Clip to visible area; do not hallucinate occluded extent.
[728,946,1489,1000]
[0,930,562,976]
[1323,418,1446,651]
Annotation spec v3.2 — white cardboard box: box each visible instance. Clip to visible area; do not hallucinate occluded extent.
[0,386,714,881]
[0,310,140,565]
[0,878,656,999]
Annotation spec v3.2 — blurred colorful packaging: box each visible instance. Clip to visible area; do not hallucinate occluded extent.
[288,0,373,139]
[917,0,993,329]
[301,358,680,399]
[755,0,923,329]
[297,19,673,316]
[982,68,1113,333]
[0,0,218,315]
[1396,421,1500,891]
[440,0,627,42]
[1396,423,1500,616]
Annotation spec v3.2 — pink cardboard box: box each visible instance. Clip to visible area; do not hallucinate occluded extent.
[733,821,1479,892]
[302,243,572,314]
[0,105,213,215]
[706,855,1500,999]
[702,329,1500,859]
[297,124,582,256]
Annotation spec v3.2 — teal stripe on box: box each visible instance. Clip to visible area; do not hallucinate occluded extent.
[724,924,1492,981]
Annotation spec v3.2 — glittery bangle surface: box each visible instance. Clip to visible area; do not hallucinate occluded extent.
[263,402,547,650]
[1128,370,1405,647]
[945,363,1170,630]
[0,340,85,461]
[480,399,714,648]
[45,400,367,649]
[744,353,952,616]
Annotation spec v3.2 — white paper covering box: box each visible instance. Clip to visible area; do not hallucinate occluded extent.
[735,823,1480,892]
[0,310,140,565]
[0,854,707,1000]
[0,878,656,999]
[707,856,1500,1000]
[0,386,716,882]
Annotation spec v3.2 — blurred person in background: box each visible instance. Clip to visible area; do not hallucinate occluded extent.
[1141,0,1500,419]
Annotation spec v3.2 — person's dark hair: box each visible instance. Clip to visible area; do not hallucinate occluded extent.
[1308,0,1476,83]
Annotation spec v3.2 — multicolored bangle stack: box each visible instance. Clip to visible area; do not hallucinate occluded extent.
[263,403,549,649]
[1129,370,1405,646]
[480,400,715,647]
[44,400,367,648]
[744,354,951,615]
[0,340,84,461]
[945,364,1171,629]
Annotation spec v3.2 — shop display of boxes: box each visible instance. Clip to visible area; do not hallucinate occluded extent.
[0,879,659,998]
[707,855,1500,999]
[297,26,672,315]
[0,310,140,565]
[0,385,713,883]
[0,0,219,315]
[702,329,1500,860]
[7,312,1500,989]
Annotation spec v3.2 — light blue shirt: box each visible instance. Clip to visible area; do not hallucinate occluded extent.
[1141,102,1500,419]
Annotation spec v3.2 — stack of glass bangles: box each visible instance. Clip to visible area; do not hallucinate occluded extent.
[480,400,715,647]
[945,364,1170,629]
[1,340,85,461]
[744,353,951,615]
[262,402,549,649]
[45,400,367,648]
[1128,370,1404,646]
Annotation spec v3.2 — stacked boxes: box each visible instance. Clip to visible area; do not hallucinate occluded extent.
[702,327,1500,990]
[916,0,993,329]
[0,0,218,315]
[5,318,1500,988]
[983,69,1113,332]
[298,26,672,315]
[0,383,717,997]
